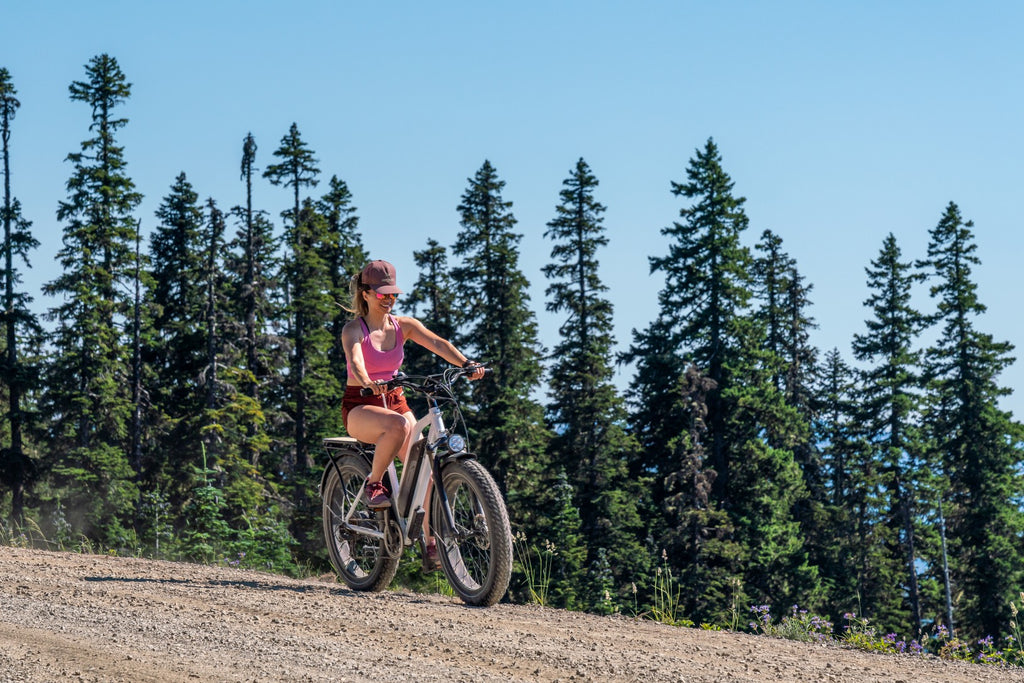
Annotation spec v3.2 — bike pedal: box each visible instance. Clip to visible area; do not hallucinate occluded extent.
[407,507,426,542]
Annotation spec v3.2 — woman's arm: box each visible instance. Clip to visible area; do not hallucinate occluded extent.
[399,316,484,378]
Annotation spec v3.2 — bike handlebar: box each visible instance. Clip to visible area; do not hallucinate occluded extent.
[358,364,490,397]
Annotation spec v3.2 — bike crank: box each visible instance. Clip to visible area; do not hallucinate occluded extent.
[379,510,403,560]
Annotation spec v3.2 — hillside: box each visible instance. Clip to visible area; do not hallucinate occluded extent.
[0,547,1017,682]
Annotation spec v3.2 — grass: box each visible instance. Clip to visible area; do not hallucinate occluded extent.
[513,532,553,607]
[649,561,693,627]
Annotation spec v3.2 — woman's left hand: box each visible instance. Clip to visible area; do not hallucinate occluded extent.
[465,361,486,380]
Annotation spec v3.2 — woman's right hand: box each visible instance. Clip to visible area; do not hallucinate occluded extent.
[360,380,388,397]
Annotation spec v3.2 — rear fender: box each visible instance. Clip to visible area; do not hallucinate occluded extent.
[319,437,373,497]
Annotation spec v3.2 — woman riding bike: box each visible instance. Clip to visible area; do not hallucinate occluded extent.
[340,259,485,570]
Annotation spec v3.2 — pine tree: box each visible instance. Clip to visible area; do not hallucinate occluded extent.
[917,202,1024,639]
[851,233,929,636]
[277,197,340,561]
[238,133,261,404]
[752,231,826,603]
[450,161,549,520]
[264,122,319,243]
[125,221,162,500]
[146,172,207,488]
[285,199,338,469]
[626,139,816,619]
[725,315,820,612]
[0,67,42,524]
[783,264,818,416]
[542,158,646,607]
[263,123,320,474]
[226,133,283,468]
[753,230,791,393]
[200,199,227,434]
[196,198,280,548]
[316,174,367,403]
[626,138,753,504]
[752,229,819,415]
[40,54,142,541]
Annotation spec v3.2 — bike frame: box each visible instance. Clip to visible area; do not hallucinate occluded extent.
[321,389,460,548]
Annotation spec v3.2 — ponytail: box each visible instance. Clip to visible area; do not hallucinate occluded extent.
[342,271,370,317]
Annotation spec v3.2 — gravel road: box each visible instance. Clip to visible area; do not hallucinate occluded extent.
[0,547,1020,682]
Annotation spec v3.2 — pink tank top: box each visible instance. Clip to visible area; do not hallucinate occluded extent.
[347,315,404,381]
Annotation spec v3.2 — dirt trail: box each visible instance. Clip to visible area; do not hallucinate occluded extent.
[0,547,1020,682]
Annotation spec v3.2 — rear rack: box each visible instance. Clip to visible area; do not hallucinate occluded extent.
[323,436,373,456]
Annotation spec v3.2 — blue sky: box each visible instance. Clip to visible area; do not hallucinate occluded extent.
[3,2,1023,417]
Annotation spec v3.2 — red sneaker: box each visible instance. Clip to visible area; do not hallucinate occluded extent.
[364,480,391,509]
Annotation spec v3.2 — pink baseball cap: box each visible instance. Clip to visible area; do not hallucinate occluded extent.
[360,260,402,295]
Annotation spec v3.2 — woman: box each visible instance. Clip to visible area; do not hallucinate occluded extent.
[341,259,484,569]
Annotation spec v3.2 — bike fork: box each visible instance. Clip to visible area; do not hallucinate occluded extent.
[431,456,458,539]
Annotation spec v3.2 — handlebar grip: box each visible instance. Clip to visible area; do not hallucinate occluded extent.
[360,373,405,396]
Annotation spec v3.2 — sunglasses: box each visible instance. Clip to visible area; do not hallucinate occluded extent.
[372,291,398,300]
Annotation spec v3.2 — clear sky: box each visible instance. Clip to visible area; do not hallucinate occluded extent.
[3,1,1023,418]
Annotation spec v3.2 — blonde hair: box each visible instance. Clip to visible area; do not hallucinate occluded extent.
[343,272,370,317]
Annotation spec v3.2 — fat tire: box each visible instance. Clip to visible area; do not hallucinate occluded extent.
[322,455,400,592]
[431,459,512,606]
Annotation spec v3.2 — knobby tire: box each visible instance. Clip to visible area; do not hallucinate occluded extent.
[431,459,512,606]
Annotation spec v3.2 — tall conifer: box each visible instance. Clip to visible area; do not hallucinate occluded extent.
[148,173,207,484]
[450,161,549,517]
[285,199,339,466]
[626,138,752,503]
[41,54,141,541]
[752,231,825,596]
[0,68,41,523]
[813,349,879,623]
[264,123,320,237]
[661,364,742,621]
[226,134,282,468]
[917,202,1024,639]
[316,174,367,400]
[626,139,816,620]
[542,158,645,607]
[264,124,320,473]
[851,233,929,636]
[753,230,791,393]
[239,133,261,403]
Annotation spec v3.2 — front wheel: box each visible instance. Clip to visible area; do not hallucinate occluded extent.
[430,459,512,606]
[322,455,400,591]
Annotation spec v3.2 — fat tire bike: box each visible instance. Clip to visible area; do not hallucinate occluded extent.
[319,366,512,607]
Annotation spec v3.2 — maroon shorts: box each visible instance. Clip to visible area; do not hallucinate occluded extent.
[341,385,411,432]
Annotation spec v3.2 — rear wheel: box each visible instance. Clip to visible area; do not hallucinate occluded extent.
[322,455,400,591]
[430,459,512,606]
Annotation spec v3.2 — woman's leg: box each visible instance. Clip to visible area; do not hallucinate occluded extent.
[346,405,413,483]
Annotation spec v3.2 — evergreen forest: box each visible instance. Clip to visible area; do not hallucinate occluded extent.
[2,56,1022,648]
